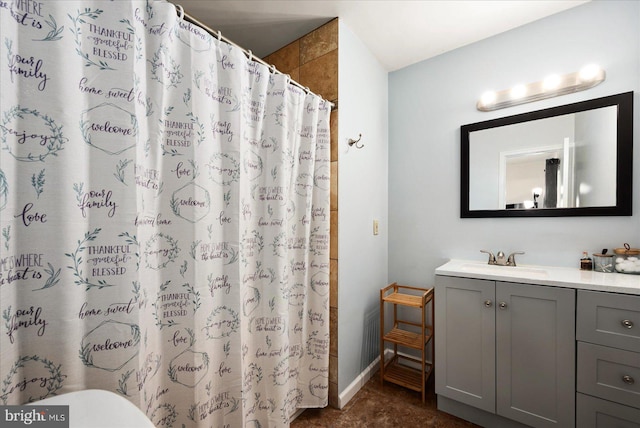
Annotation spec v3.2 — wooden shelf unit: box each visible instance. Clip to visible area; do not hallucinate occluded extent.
[380,283,434,402]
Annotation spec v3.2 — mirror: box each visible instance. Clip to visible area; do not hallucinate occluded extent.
[461,91,633,218]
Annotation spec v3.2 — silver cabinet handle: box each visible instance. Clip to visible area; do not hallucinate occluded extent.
[499,302,507,309]
[623,375,635,385]
[622,319,634,329]
[484,300,493,308]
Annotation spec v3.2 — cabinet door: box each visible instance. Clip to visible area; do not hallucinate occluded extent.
[435,276,495,413]
[496,282,575,428]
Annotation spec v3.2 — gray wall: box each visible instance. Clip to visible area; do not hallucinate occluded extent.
[338,21,389,393]
[388,0,640,286]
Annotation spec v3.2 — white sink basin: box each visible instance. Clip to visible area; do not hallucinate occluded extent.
[460,263,550,279]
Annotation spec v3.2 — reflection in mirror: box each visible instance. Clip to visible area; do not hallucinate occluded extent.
[470,107,617,210]
[461,92,633,218]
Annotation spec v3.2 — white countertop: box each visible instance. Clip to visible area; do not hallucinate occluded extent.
[436,259,640,295]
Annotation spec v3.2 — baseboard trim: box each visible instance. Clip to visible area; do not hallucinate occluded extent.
[292,352,387,421]
[337,355,380,409]
[290,408,305,421]
[337,349,398,409]
[297,348,424,414]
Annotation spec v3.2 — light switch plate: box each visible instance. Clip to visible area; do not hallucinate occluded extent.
[373,220,379,235]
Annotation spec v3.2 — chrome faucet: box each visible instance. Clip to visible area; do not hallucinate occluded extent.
[507,251,525,266]
[480,250,525,266]
[480,250,496,264]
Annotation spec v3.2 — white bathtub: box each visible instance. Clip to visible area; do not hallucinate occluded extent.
[29,389,155,428]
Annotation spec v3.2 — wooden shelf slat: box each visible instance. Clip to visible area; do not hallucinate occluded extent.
[382,357,433,392]
[382,292,424,308]
[383,327,433,349]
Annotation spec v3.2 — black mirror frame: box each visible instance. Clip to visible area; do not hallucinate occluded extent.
[461,91,634,218]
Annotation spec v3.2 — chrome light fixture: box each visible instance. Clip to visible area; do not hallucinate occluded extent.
[477,64,606,112]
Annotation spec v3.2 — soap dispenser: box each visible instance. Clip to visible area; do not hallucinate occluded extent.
[580,251,593,270]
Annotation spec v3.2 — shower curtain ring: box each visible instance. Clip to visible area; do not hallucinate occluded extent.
[269,64,276,74]
[175,4,184,20]
[247,50,253,61]
[216,31,222,41]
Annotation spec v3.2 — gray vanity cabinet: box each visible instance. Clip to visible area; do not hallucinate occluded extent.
[435,275,576,428]
[434,276,496,412]
[495,281,575,428]
[576,290,640,427]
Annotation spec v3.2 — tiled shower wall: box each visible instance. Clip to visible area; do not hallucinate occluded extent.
[263,18,339,408]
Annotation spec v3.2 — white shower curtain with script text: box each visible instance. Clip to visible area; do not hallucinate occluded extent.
[0,1,331,426]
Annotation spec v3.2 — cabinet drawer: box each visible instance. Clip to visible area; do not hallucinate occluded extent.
[577,342,640,409]
[577,290,640,352]
[577,393,640,428]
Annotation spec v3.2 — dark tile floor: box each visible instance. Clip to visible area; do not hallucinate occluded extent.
[291,372,480,427]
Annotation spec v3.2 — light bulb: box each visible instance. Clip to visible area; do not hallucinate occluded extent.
[543,74,561,91]
[579,64,601,82]
[510,84,526,99]
[480,91,497,106]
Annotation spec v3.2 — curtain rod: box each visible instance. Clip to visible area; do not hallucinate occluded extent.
[171,3,335,110]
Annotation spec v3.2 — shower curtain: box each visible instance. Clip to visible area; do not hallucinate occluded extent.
[0,1,330,426]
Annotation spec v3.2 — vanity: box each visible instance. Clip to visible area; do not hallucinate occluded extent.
[434,260,640,428]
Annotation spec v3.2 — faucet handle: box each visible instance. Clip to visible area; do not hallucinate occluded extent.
[480,250,496,265]
[507,251,525,266]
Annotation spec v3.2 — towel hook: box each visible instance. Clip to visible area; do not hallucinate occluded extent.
[348,134,363,149]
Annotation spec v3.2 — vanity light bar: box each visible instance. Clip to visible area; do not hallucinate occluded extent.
[477,64,606,112]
